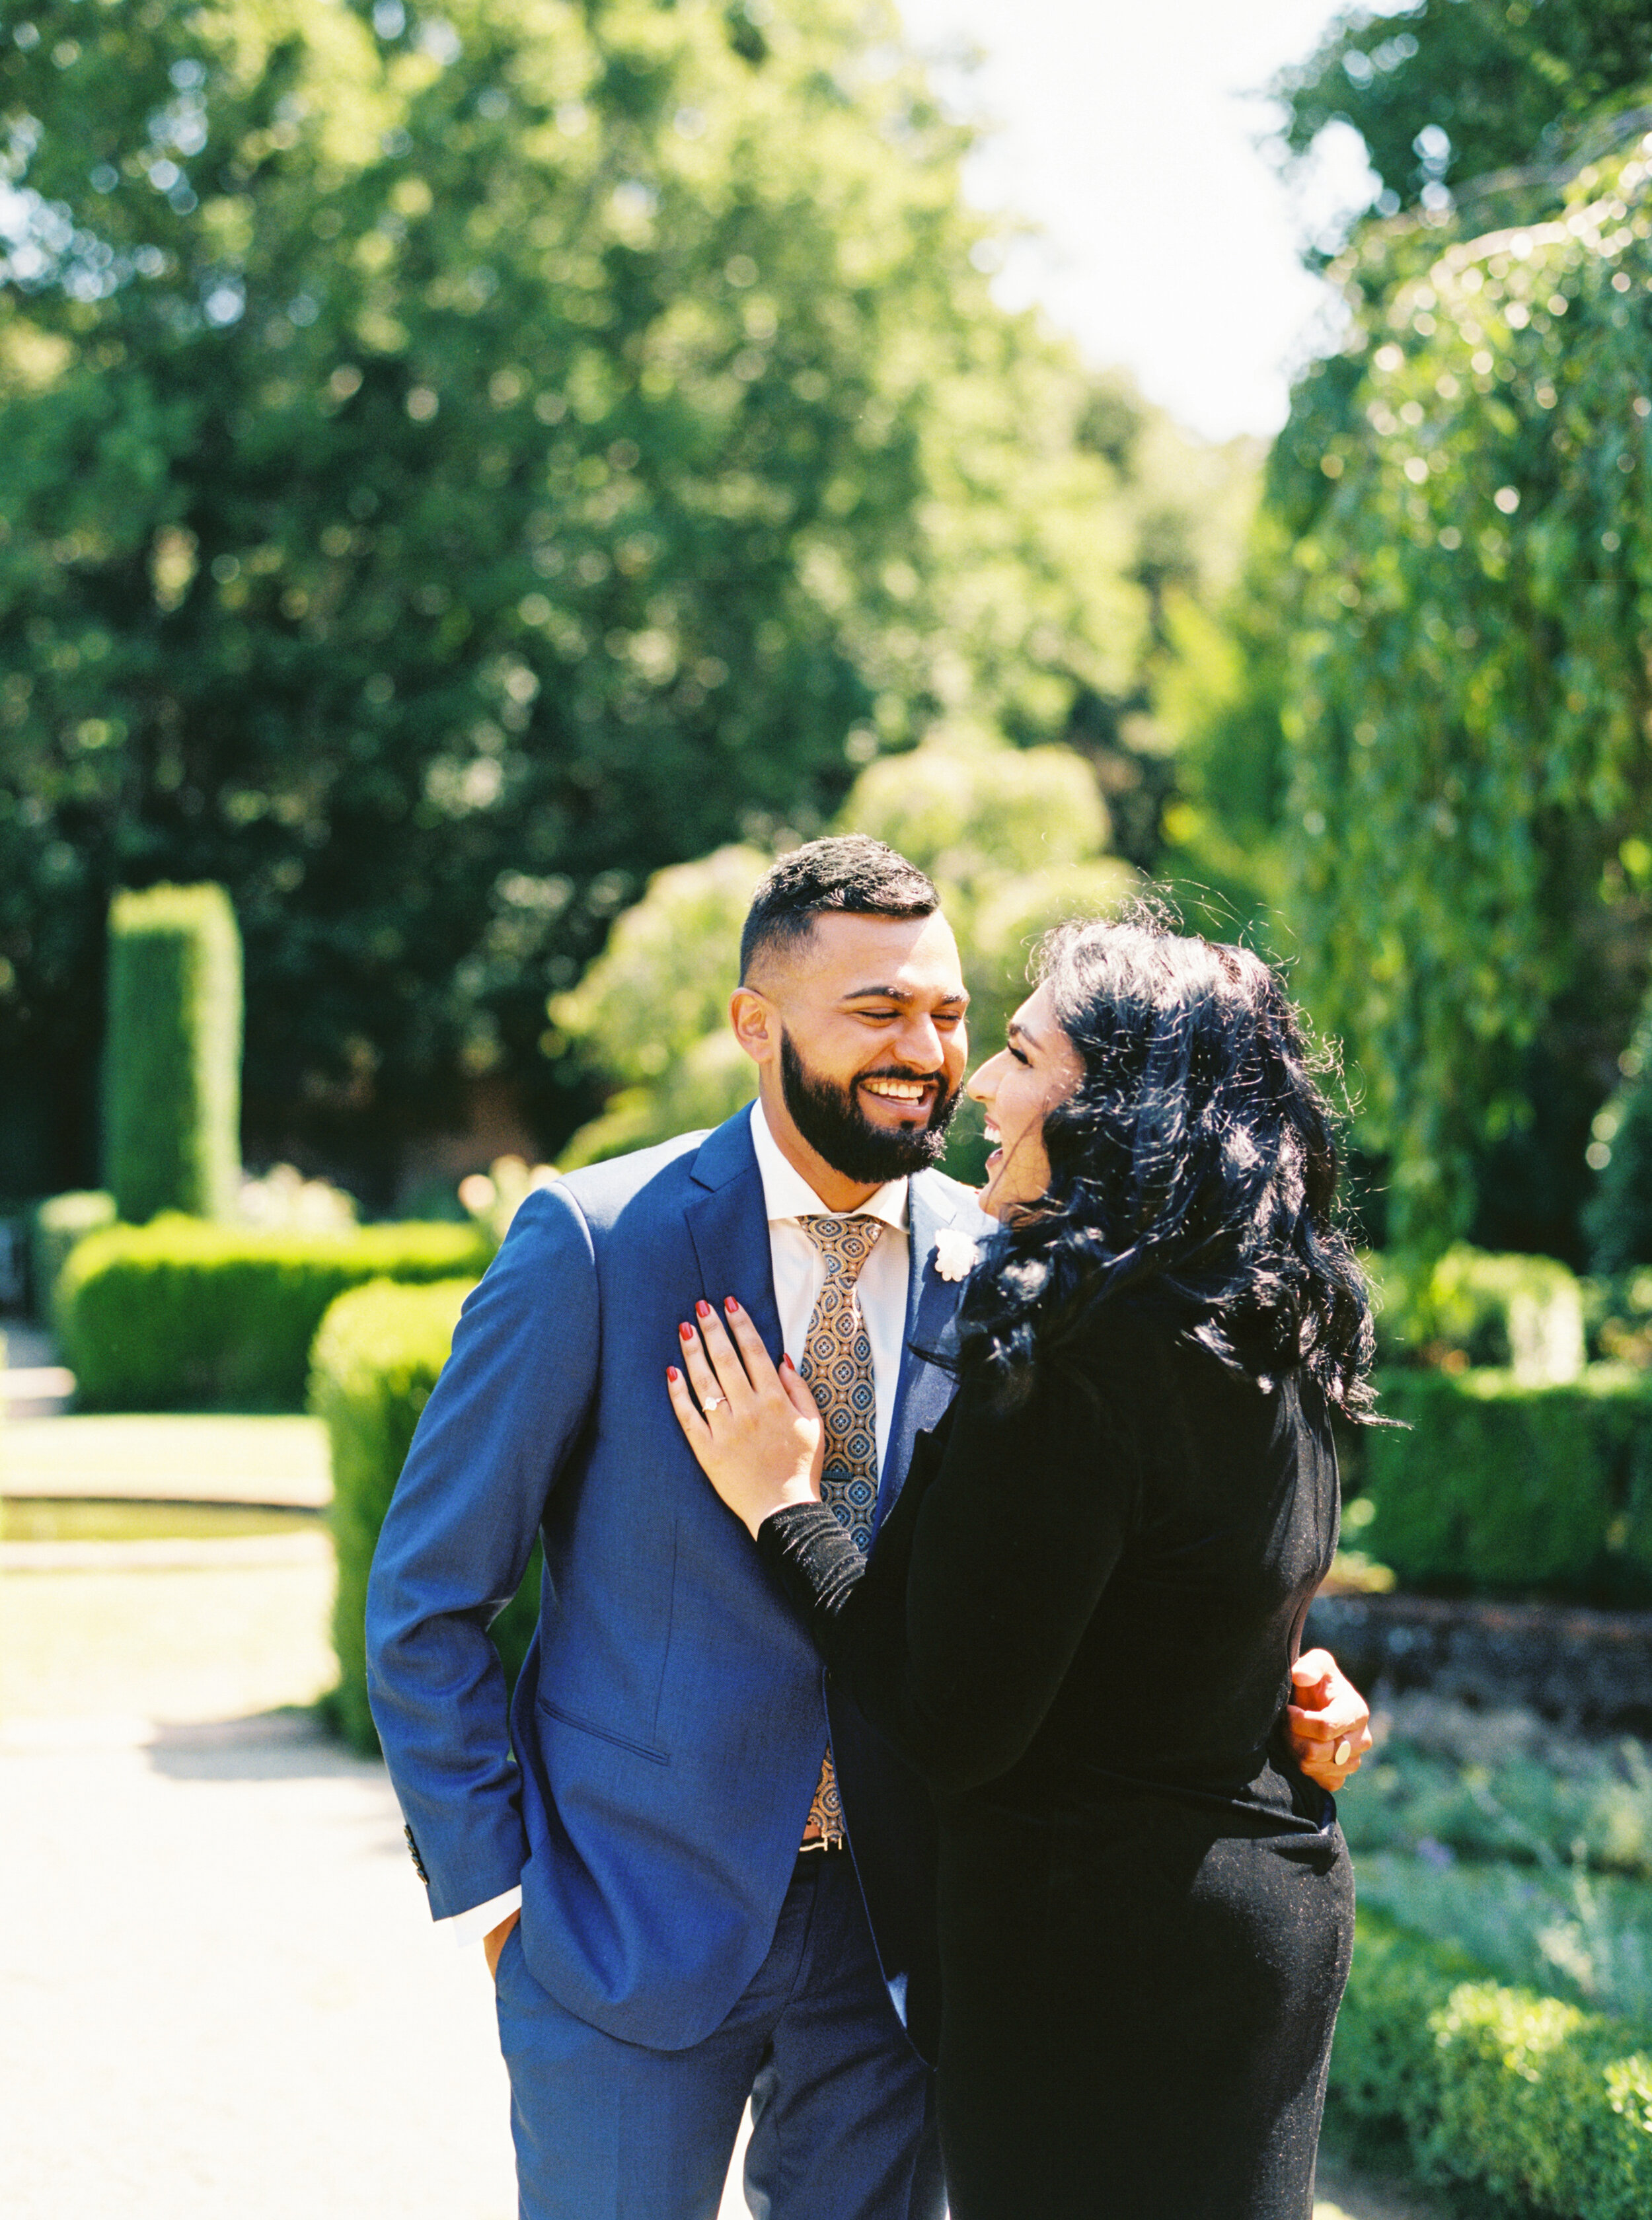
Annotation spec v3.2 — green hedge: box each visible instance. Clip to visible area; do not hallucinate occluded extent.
[104,883,243,1222]
[1330,1909,1652,2217]
[30,1190,116,1329]
[1367,1243,1585,1382]
[59,1216,492,1410]
[309,1275,540,1755]
[1363,1365,1652,1603]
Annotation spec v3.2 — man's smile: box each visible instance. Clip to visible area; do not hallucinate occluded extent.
[860,1076,932,1104]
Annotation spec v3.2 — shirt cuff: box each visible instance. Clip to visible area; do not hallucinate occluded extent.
[438,1884,523,1950]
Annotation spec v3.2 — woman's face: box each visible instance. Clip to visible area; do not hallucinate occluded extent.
[967,983,1085,1219]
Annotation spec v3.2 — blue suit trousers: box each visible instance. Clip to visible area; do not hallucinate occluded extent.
[494,1852,944,2220]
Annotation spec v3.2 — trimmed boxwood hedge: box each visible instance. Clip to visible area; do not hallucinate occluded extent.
[309,1275,539,1756]
[104,882,243,1223]
[1330,1909,1652,2217]
[59,1216,492,1410]
[1362,1366,1652,1604]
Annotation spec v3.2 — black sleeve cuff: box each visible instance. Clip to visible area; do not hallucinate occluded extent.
[757,1501,866,1630]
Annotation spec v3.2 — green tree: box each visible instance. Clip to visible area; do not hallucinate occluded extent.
[1271,1,1652,219]
[1583,981,1652,1274]
[0,0,1141,1196]
[1252,128,1652,1253]
[1145,525,1294,953]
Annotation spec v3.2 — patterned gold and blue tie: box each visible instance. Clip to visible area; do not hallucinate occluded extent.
[798,1213,881,1845]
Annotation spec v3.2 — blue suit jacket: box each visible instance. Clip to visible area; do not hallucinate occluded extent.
[365,1108,991,2056]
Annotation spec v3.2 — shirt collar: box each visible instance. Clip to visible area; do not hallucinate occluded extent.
[749,1099,909,1233]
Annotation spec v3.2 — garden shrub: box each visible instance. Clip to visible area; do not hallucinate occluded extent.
[1330,1907,1485,2150]
[59,1216,491,1410]
[1330,1909,1652,2219]
[1363,1366,1652,1602]
[1353,1851,1652,2028]
[309,1276,539,1756]
[1341,1696,1652,1884]
[1367,1244,1585,1382]
[104,883,243,1222]
[30,1189,116,1328]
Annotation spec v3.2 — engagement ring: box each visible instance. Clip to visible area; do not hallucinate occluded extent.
[702,1395,726,1413]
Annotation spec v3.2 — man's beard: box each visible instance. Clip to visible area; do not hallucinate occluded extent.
[779,1028,960,1184]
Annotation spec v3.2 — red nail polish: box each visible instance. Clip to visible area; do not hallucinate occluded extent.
[679,1322,693,1342]
[725,1296,739,1314]
[780,1353,794,1370]
[696,1300,712,1317]
[666,1365,680,1383]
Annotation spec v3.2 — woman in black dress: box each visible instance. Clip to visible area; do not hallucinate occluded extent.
[666,918,1374,2218]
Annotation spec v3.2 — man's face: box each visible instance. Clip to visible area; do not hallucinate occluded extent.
[737,910,969,1186]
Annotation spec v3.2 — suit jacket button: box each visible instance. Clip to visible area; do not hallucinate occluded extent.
[404,1823,430,1884]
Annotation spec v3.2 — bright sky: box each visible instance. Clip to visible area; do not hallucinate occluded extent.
[895,0,1378,443]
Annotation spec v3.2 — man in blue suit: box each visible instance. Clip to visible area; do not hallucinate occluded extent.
[366,836,1369,2219]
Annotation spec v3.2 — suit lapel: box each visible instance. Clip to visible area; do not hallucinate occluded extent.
[876,1174,979,1528]
[683,1112,786,1366]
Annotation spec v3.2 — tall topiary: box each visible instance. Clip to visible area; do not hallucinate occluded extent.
[104,883,243,1222]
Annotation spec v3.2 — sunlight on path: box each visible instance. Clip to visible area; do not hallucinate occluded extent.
[1,1715,516,2220]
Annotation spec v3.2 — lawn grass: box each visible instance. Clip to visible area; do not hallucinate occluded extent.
[1,1414,337,1721]
[2,1500,323,1543]
[0,1557,338,1721]
[1,1413,331,1506]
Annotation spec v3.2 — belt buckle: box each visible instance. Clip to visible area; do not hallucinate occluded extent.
[799,1831,846,1854]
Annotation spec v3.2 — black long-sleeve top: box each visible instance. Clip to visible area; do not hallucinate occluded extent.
[759,1306,1340,1814]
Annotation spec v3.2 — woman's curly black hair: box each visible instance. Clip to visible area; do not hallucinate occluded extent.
[956,915,1377,1420]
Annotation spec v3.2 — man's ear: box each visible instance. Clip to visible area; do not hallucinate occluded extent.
[730,984,778,1069]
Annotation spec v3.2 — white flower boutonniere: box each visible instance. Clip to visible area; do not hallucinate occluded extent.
[932,1228,979,1282]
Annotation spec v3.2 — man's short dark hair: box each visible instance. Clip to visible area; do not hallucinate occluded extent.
[739,836,939,982]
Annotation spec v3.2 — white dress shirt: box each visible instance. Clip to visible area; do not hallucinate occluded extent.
[441,1099,914,1948]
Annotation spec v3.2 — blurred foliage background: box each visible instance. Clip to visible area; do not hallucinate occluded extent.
[12,0,1652,1280]
[1166,0,1652,1271]
[0,0,1248,1203]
